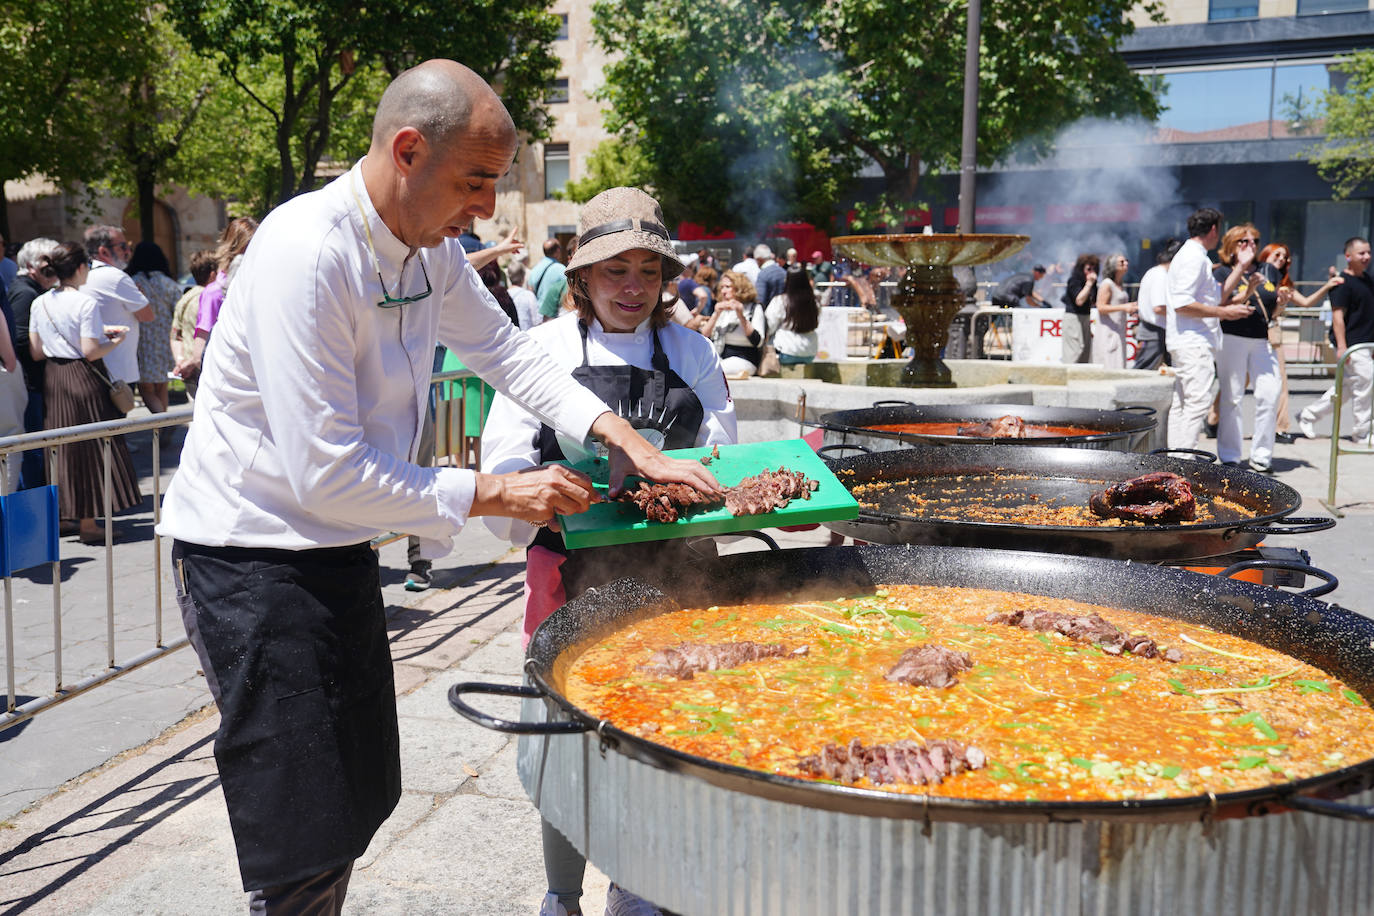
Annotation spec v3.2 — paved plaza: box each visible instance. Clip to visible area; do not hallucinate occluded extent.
[4,379,1374,914]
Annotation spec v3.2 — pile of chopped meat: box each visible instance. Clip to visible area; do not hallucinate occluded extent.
[617,482,724,523]
[986,607,1182,662]
[956,415,1026,438]
[1089,471,1197,523]
[884,644,973,688]
[615,467,820,523]
[723,467,819,516]
[797,738,987,787]
[639,640,808,680]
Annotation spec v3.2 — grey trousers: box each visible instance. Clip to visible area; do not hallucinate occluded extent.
[1061,313,1091,364]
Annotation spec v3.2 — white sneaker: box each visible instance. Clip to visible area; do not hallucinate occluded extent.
[605,883,663,916]
[540,892,572,916]
[1297,413,1317,439]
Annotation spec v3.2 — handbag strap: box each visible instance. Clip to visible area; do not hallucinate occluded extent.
[39,293,118,387]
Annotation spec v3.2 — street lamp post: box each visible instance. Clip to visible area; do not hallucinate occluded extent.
[958,0,981,234]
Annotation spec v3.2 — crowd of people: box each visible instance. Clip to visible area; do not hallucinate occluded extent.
[992,214,1368,472]
[0,218,259,539]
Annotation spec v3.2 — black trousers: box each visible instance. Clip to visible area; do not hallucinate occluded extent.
[174,540,401,893]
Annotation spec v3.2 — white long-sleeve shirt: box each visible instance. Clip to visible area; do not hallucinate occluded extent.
[481,312,737,546]
[158,162,609,555]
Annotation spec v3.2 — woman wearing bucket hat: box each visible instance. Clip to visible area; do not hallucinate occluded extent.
[481,187,736,916]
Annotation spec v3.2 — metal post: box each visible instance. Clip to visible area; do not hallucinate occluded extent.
[153,428,163,646]
[957,0,982,234]
[1321,341,1374,516]
[103,437,114,667]
[50,445,62,691]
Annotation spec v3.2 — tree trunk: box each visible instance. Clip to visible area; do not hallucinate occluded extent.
[884,154,922,203]
[0,189,8,242]
[137,171,156,243]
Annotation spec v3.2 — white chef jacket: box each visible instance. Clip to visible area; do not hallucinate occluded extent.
[481,311,737,546]
[82,261,148,384]
[1166,238,1221,351]
[158,162,610,555]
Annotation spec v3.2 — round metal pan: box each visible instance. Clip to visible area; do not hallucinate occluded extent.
[452,544,1370,826]
[820,443,1333,561]
[817,402,1157,453]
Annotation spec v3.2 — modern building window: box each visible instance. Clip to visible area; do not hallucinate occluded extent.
[544,143,570,198]
[1145,58,1339,142]
[547,78,570,105]
[1297,0,1367,13]
[557,13,569,39]
[1208,0,1257,20]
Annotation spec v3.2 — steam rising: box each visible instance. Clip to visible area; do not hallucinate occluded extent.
[978,116,1189,279]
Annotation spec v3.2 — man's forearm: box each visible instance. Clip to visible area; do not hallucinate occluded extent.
[1176,303,1230,319]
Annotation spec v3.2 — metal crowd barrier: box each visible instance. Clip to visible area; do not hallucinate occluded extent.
[1320,341,1374,517]
[0,368,485,733]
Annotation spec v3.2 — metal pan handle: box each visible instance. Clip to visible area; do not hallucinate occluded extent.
[1284,794,1374,822]
[1216,559,1338,599]
[1115,405,1158,417]
[448,682,591,734]
[1236,516,1338,537]
[1148,447,1219,463]
[818,443,872,458]
[871,399,916,408]
[685,530,780,558]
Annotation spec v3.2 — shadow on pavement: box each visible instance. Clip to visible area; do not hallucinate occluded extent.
[0,733,219,913]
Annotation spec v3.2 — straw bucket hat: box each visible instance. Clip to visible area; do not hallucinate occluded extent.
[564,187,685,278]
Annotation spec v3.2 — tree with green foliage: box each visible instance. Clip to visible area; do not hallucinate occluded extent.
[0,0,148,236]
[556,136,653,203]
[100,10,228,244]
[593,0,1163,231]
[1307,50,1374,200]
[166,0,562,210]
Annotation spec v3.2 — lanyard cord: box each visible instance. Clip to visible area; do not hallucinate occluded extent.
[349,173,423,298]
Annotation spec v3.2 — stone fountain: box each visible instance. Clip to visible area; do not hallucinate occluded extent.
[831,233,1029,387]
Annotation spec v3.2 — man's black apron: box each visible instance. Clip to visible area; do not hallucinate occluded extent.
[532,320,707,598]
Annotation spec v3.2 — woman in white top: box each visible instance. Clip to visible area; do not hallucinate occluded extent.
[28,242,142,542]
[481,187,735,916]
[702,269,766,376]
[764,264,820,364]
[1093,253,1137,368]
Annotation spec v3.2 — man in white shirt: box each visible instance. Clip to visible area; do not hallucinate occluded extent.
[731,246,761,284]
[80,226,152,386]
[1133,240,1179,371]
[1166,208,1254,449]
[158,59,719,913]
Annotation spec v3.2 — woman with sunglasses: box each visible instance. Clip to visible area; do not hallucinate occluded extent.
[1212,224,1280,471]
[1256,243,1344,443]
[1092,253,1138,368]
[482,187,735,916]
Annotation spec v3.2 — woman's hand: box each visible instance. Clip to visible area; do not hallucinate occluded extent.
[590,412,725,497]
[103,325,128,343]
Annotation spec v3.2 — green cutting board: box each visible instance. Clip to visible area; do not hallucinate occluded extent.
[556,438,860,549]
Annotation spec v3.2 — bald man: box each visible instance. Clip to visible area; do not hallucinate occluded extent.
[158,60,719,912]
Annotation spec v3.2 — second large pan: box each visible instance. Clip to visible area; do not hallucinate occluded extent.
[822,443,1334,560]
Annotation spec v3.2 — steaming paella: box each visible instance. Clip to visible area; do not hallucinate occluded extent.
[563,585,1374,802]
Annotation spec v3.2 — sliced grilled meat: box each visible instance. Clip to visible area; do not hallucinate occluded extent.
[884,644,974,688]
[797,738,987,786]
[640,641,808,680]
[986,607,1182,662]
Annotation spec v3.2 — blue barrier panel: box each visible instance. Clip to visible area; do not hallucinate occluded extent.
[1,485,60,576]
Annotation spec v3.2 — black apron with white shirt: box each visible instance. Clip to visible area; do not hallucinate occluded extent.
[173,540,400,891]
[533,320,708,598]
